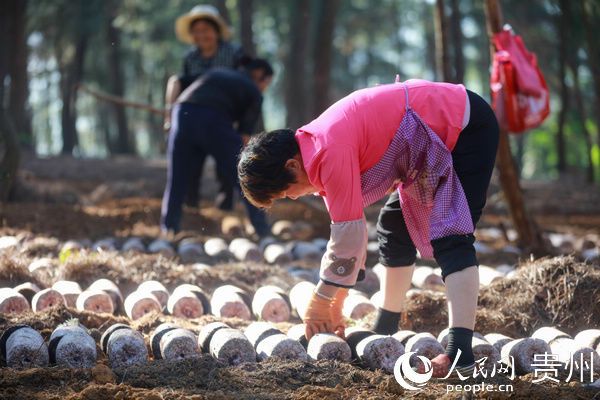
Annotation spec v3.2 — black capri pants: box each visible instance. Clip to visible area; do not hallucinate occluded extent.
[376,90,499,280]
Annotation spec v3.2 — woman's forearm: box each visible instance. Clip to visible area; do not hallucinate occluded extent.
[315,281,339,299]
[165,75,182,109]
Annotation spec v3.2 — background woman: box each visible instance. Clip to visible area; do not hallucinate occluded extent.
[165,5,245,209]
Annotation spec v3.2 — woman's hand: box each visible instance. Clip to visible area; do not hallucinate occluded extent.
[163,106,172,134]
[330,288,349,339]
[303,291,334,340]
[241,133,251,147]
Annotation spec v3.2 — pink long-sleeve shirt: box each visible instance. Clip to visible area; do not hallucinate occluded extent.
[296,79,469,224]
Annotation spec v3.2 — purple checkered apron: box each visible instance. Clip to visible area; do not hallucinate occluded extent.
[360,84,473,258]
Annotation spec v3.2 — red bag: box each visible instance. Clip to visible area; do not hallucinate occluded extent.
[490,29,550,134]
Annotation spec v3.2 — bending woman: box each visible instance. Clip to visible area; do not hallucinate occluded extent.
[237,79,499,378]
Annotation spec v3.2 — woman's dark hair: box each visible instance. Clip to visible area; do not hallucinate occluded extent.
[238,129,299,208]
[189,17,221,36]
[235,56,274,80]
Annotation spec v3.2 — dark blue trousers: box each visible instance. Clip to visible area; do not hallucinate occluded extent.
[161,103,270,236]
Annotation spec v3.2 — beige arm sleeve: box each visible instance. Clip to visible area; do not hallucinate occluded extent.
[319,217,368,288]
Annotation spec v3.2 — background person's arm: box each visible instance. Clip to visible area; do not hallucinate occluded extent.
[163,76,182,133]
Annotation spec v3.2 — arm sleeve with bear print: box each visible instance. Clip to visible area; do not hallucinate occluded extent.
[316,146,368,288]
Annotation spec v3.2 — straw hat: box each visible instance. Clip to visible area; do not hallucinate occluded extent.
[175,5,232,44]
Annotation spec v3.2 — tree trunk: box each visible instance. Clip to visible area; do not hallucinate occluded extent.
[0,1,11,104]
[579,0,600,180]
[514,134,525,178]
[472,3,491,98]
[99,103,114,155]
[239,0,256,56]
[312,0,341,117]
[0,108,20,201]
[237,0,263,132]
[424,3,437,80]
[60,35,87,155]
[215,0,231,25]
[449,0,465,83]
[434,0,452,82]
[285,0,311,130]
[556,0,569,174]
[6,0,32,146]
[0,2,20,201]
[107,10,132,154]
[483,0,548,255]
[568,52,595,183]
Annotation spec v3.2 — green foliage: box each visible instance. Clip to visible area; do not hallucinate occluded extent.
[22,0,600,182]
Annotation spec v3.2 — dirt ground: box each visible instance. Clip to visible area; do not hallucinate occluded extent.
[0,154,599,399]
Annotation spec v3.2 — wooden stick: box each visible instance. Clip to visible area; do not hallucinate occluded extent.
[78,84,165,115]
